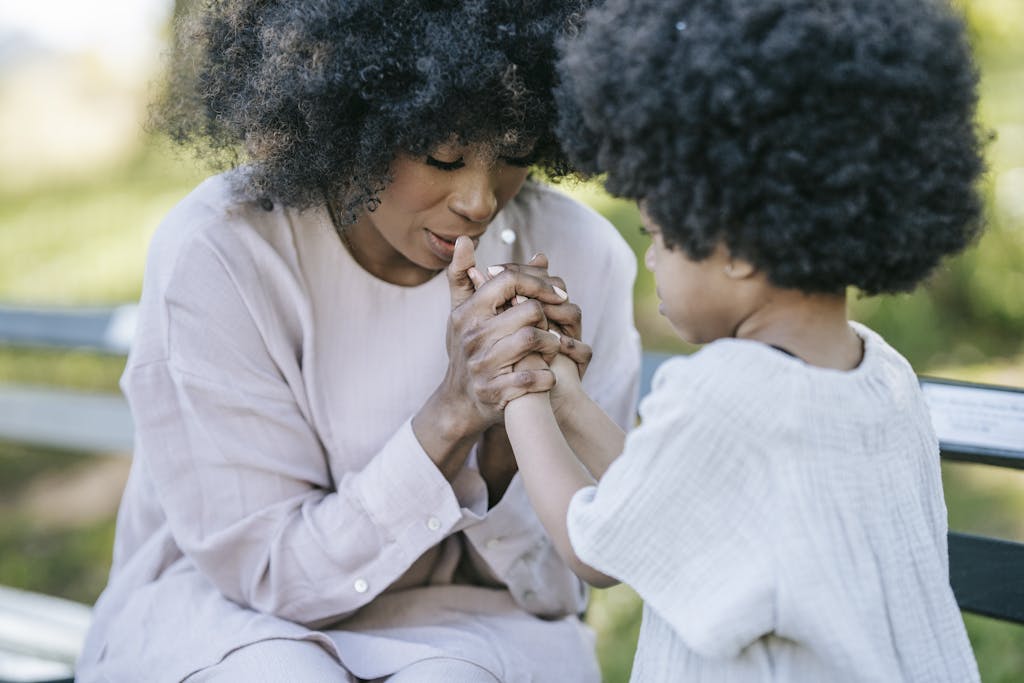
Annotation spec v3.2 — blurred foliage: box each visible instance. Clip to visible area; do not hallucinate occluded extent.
[0,0,1022,681]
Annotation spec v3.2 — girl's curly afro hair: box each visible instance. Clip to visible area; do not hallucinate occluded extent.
[156,0,588,221]
[556,0,986,295]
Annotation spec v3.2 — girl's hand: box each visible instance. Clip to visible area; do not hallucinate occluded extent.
[548,349,588,421]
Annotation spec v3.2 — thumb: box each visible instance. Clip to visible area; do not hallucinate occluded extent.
[447,236,477,308]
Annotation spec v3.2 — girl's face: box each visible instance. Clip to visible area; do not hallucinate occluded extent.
[348,140,534,286]
[641,208,750,345]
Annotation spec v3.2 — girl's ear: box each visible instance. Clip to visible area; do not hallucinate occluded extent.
[723,254,757,280]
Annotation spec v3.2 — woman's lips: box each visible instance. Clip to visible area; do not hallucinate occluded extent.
[424,229,480,262]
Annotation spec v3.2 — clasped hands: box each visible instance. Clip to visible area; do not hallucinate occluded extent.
[413,235,591,493]
[449,236,591,427]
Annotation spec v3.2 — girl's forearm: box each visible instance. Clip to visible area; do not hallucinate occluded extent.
[505,393,618,587]
[553,385,627,480]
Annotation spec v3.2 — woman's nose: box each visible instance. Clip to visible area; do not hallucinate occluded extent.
[644,244,656,272]
[448,170,498,223]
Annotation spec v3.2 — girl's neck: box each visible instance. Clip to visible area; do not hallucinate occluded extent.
[734,289,863,371]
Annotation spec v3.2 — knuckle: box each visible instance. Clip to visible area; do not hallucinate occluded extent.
[467,356,486,376]
[524,299,545,322]
[475,380,498,404]
[462,324,487,352]
[518,326,540,348]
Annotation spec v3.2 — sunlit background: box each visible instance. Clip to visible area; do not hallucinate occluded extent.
[1,1,1022,681]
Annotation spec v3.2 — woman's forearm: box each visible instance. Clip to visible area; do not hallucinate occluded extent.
[504,393,618,587]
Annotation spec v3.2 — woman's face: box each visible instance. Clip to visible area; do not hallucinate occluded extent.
[348,140,534,286]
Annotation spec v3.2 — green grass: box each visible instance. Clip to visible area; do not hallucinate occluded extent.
[0,143,206,305]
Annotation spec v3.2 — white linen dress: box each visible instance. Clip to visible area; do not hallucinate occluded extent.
[76,175,641,682]
[567,324,980,682]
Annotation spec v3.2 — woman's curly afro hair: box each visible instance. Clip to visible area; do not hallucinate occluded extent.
[156,0,588,221]
[556,0,986,295]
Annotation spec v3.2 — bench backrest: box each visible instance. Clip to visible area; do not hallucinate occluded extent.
[2,307,1023,624]
[920,377,1024,624]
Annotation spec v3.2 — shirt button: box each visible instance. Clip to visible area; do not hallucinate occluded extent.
[353,578,368,594]
[426,516,441,531]
[486,538,501,549]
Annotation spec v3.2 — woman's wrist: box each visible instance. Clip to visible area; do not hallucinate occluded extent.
[413,385,487,480]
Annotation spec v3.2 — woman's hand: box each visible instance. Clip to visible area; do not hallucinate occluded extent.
[487,253,591,379]
[483,253,593,420]
[413,237,565,480]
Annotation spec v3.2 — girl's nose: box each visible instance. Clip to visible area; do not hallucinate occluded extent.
[644,243,656,272]
[448,170,498,223]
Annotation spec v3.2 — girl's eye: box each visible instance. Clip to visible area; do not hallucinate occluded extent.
[638,224,650,237]
[501,153,535,168]
[426,156,464,171]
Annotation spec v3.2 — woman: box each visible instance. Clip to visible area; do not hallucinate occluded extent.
[77,1,640,681]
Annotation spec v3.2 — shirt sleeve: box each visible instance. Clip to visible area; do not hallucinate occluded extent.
[566,357,776,659]
[460,473,588,617]
[126,235,486,627]
[460,226,641,616]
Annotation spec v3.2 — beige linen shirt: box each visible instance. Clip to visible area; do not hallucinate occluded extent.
[77,175,640,682]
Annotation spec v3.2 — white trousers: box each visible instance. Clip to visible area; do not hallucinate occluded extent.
[189,637,501,682]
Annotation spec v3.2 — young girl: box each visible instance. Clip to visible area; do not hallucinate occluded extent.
[473,0,986,679]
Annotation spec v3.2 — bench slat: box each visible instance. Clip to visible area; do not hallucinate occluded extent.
[0,305,135,355]
[948,532,1024,624]
[0,385,133,454]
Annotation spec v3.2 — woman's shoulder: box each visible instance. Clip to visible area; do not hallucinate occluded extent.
[155,171,270,248]
[510,181,636,274]
[514,182,630,244]
[149,171,307,282]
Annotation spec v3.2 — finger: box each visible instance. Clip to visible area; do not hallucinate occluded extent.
[490,262,557,286]
[541,300,582,340]
[559,336,593,377]
[486,326,563,368]
[447,236,478,308]
[486,298,550,338]
[528,252,549,269]
[480,367,556,408]
[467,266,488,291]
[474,269,568,312]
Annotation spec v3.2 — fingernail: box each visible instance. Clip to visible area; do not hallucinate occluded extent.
[530,252,541,262]
[488,265,505,276]
[515,295,528,305]
[553,286,568,300]
[549,329,561,340]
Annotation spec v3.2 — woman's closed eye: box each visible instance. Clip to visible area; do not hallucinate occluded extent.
[426,155,465,171]
[501,153,535,168]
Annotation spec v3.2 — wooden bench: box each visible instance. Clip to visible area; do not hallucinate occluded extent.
[0,307,1022,682]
